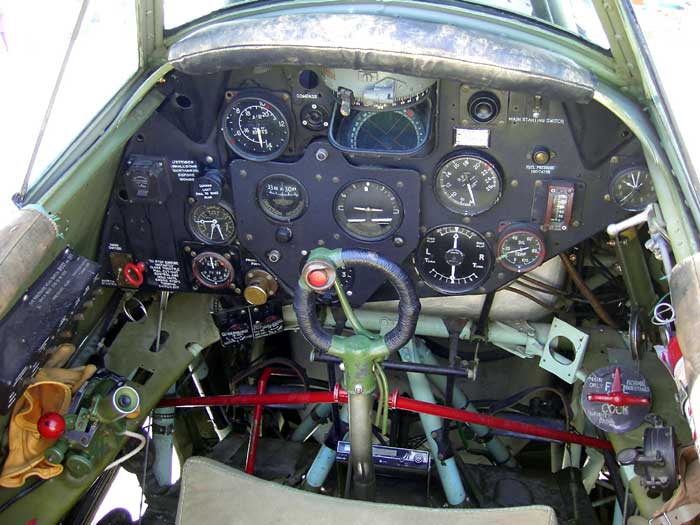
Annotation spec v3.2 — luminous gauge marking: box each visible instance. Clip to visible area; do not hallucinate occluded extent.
[257,174,308,222]
[496,225,546,273]
[222,95,290,161]
[192,252,234,289]
[434,153,502,216]
[416,225,492,294]
[188,203,236,245]
[610,166,656,211]
[334,180,403,241]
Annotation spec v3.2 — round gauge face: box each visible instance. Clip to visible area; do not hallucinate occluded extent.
[416,225,493,294]
[257,174,308,222]
[347,108,427,152]
[610,167,656,211]
[222,96,290,161]
[192,252,234,289]
[188,203,236,245]
[496,226,546,273]
[334,180,403,241]
[434,154,503,216]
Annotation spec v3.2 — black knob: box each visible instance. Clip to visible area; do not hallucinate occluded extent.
[275,227,293,243]
[468,91,500,124]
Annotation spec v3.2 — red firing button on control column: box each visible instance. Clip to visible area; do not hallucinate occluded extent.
[308,270,329,288]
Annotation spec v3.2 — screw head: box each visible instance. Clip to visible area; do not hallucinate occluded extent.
[353,384,364,394]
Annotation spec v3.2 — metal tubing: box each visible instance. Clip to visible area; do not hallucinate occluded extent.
[312,352,471,378]
[159,388,613,450]
[157,389,341,408]
[348,393,376,501]
[245,368,274,475]
[413,340,515,467]
[291,403,333,443]
[399,341,468,506]
[304,444,337,491]
[390,393,613,450]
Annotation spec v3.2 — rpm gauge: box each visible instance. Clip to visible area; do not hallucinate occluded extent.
[334,180,403,241]
[188,203,236,245]
[222,94,290,161]
[610,166,656,211]
[434,153,502,216]
[496,225,546,273]
[192,252,234,289]
[257,174,308,222]
[416,225,492,294]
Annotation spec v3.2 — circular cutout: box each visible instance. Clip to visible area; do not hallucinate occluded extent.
[174,93,192,109]
[468,91,500,123]
[298,70,320,90]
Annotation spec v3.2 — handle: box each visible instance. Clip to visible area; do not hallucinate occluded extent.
[587,367,651,407]
[294,249,420,352]
[123,261,146,287]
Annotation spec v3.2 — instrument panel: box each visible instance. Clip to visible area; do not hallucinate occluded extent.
[98,66,652,307]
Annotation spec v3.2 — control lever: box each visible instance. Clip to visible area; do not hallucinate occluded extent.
[587,367,651,407]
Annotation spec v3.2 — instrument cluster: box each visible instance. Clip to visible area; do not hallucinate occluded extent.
[98,66,655,307]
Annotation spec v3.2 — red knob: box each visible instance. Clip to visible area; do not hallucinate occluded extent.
[37,412,66,439]
[307,269,329,288]
[123,261,146,287]
[587,367,651,407]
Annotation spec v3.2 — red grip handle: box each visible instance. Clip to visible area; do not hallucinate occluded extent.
[587,366,650,407]
[37,412,66,439]
[587,393,650,407]
[123,261,146,287]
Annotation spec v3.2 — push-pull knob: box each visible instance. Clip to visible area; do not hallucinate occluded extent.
[123,261,146,287]
[243,269,278,306]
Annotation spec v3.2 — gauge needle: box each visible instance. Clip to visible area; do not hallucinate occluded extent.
[466,183,476,206]
[215,224,224,239]
[504,247,528,255]
[450,265,456,283]
[209,220,218,239]
[256,127,263,147]
[353,206,384,212]
[209,257,216,269]
[371,218,392,223]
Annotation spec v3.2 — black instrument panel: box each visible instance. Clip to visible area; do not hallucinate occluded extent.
[97,66,648,306]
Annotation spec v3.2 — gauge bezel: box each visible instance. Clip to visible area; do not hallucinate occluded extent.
[333,179,404,242]
[192,251,234,289]
[495,225,546,273]
[415,224,493,294]
[433,152,503,216]
[187,202,237,245]
[256,174,309,223]
[609,166,656,212]
[221,93,291,162]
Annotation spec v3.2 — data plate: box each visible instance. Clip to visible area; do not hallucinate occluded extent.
[581,365,652,433]
[336,440,430,472]
[0,248,99,414]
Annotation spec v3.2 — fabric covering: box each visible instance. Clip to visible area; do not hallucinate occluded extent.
[176,456,558,525]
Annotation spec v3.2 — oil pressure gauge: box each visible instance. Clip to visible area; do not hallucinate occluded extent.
[192,252,234,289]
[496,225,546,273]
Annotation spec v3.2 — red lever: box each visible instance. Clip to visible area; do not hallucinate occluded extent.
[587,367,651,407]
[37,412,66,439]
[123,261,146,287]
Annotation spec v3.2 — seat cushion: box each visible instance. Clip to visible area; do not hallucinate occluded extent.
[176,456,558,525]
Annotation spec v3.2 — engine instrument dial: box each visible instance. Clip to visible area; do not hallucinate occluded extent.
[192,252,234,289]
[257,174,308,222]
[334,180,403,241]
[610,166,656,211]
[222,95,290,161]
[496,225,546,273]
[434,153,502,216]
[416,225,492,294]
[188,203,236,245]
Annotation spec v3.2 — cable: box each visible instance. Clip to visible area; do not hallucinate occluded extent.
[229,358,308,391]
[104,430,147,471]
[490,386,571,432]
[501,286,562,313]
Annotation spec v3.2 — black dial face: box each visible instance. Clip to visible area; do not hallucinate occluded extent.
[192,252,234,289]
[416,225,492,294]
[347,107,427,152]
[188,203,236,245]
[334,180,403,241]
[222,96,290,161]
[610,167,656,211]
[496,226,546,272]
[434,154,502,216]
[257,174,308,222]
